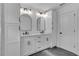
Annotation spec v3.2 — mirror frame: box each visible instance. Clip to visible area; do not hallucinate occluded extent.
[20,14,32,31]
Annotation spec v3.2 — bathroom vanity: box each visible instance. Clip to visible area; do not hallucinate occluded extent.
[0,3,57,56]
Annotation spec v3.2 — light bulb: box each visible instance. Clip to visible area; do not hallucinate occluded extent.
[28,10,32,14]
[43,14,48,17]
[20,8,32,15]
[36,12,41,16]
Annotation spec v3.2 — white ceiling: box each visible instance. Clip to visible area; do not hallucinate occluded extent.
[20,3,62,12]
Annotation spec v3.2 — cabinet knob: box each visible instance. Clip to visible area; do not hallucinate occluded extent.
[27,41,31,46]
[46,37,48,41]
[37,37,41,38]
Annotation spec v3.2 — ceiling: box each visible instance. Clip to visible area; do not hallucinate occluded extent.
[20,3,63,12]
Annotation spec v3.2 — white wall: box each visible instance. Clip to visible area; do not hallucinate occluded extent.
[0,3,1,56]
[52,10,58,46]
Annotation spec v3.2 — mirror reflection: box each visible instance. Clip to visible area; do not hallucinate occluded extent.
[37,17,46,33]
[20,14,32,31]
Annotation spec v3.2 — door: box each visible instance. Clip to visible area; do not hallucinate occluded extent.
[59,11,75,51]
[5,24,20,56]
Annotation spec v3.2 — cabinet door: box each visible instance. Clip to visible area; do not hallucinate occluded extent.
[21,37,37,56]
[4,4,20,23]
[5,24,20,56]
[21,38,32,56]
[59,11,75,51]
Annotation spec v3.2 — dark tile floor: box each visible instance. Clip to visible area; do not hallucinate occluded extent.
[30,47,77,56]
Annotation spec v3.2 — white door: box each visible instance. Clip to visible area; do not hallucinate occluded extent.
[5,24,20,56]
[59,11,75,51]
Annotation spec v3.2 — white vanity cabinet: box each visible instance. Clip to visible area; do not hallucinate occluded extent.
[21,37,36,56]
[20,35,54,56]
[20,36,43,56]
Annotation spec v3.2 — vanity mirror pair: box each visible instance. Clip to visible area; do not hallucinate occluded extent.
[20,8,52,35]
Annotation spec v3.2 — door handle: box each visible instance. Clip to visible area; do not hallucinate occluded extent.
[60,32,63,34]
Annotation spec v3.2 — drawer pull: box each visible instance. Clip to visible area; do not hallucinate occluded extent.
[38,41,41,43]
[27,41,31,46]
[46,38,48,41]
[37,37,41,38]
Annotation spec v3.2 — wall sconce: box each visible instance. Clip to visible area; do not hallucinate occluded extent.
[36,12,48,17]
[20,8,32,15]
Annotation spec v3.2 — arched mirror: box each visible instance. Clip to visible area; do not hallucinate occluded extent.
[20,14,32,31]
